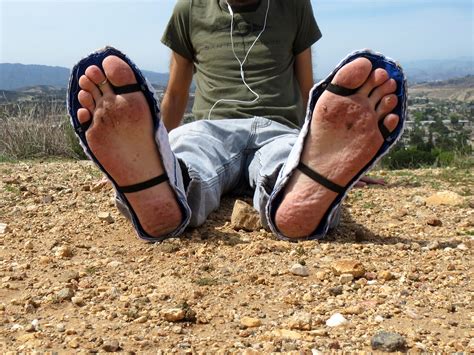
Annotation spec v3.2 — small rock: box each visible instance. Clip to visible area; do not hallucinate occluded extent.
[230,200,262,231]
[71,296,84,306]
[0,223,10,234]
[339,273,354,284]
[412,195,425,206]
[371,331,407,352]
[290,263,309,277]
[56,324,65,332]
[341,305,364,315]
[426,241,440,250]
[287,312,312,330]
[102,339,120,352]
[68,337,80,349]
[331,259,365,278]
[161,308,186,322]
[24,240,34,250]
[457,243,468,251]
[271,329,304,340]
[57,287,75,301]
[98,211,114,224]
[325,313,347,327]
[425,191,464,206]
[42,195,53,204]
[55,245,73,258]
[107,260,122,268]
[59,271,80,282]
[378,271,395,281]
[240,316,262,328]
[328,286,343,296]
[374,315,385,323]
[426,217,443,227]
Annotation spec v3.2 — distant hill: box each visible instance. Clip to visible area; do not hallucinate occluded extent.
[403,58,473,84]
[0,63,170,91]
[409,75,474,102]
[1,57,473,91]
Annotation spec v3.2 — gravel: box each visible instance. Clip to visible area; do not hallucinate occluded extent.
[0,162,472,352]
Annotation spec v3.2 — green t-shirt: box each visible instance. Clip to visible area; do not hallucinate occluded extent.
[161,0,322,128]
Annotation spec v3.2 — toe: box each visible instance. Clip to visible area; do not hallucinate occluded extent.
[376,94,398,117]
[332,57,372,90]
[102,55,138,87]
[79,75,102,102]
[381,113,399,133]
[77,108,91,124]
[78,90,95,112]
[85,65,113,95]
[370,78,397,108]
[359,68,389,96]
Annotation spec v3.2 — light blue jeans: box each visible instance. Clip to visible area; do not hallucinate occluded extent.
[169,117,300,229]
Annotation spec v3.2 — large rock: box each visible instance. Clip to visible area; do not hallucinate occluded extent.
[231,200,262,231]
[425,191,464,206]
[371,331,407,352]
[331,259,366,278]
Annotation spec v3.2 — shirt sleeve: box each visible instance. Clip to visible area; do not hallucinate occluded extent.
[161,0,194,61]
[293,0,322,55]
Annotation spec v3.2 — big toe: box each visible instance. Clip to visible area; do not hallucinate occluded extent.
[102,55,138,87]
[332,57,373,89]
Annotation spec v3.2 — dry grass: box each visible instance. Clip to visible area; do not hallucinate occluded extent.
[0,99,85,160]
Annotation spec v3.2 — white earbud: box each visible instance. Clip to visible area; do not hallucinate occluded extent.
[208,0,271,120]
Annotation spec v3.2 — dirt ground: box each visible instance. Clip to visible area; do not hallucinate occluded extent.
[0,161,472,353]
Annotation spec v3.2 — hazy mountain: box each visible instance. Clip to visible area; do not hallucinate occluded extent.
[403,58,473,84]
[1,58,472,90]
[0,63,170,91]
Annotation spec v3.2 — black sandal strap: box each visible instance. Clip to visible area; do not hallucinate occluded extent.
[325,82,360,97]
[117,173,169,193]
[78,119,92,134]
[111,83,144,95]
[297,162,345,194]
[378,118,392,140]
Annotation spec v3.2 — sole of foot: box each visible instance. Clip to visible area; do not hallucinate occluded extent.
[77,55,182,238]
[275,57,400,239]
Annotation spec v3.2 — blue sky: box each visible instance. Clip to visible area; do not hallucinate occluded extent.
[0,0,473,77]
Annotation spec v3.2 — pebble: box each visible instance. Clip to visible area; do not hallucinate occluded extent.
[161,308,186,322]
[325,313,347,327]
[98,211,115,224]
[56,287,75,301]
[339,273,354,284]
[341,305,364,315]
[287,312,312,330]
[378,271,395,281]
[55,245,73,258]
[240,316,262,328]
[71,296,85,306]
[328,286,343,296]
[102,339,120,352]
[371,331,407,352]
[331,259,366,277]
[289,263,309,277]
[0,223,10,234]
[426,217,443,227]
[24,240,34,249]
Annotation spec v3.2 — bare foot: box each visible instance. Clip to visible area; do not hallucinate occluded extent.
[77,55,182,237]
[275,57,399,238]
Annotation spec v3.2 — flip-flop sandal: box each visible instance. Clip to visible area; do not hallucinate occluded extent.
[67,46,191,242]
[266,49,407,241]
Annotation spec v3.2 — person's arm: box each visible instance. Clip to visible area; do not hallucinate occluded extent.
[161,51,194,131]
[294,47,314,108]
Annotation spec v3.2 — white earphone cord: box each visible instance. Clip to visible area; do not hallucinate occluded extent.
[207,0,271,120]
